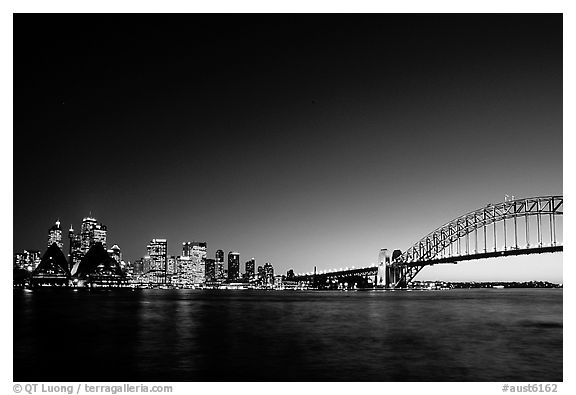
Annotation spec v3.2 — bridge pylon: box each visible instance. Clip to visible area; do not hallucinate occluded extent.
[378,248,408,288]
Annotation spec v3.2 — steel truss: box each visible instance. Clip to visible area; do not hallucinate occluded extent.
[391,196,563,288]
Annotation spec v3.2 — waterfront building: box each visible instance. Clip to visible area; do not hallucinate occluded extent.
[147,239,168,273]
[273,275,284,289]
[167,255,177,275]
[48,220,63,250]
[13,250,41,271]
[245,258,255,280]
[228,251,240,281]
[264,262,274,286]
[205,258,216,281]
[31,244,71,287]
[73,243,127,287]
[286,269,295,280]
[190,242,207,285]
[175,256,193,286]
[14,252,25,269]
[215,249,225,281]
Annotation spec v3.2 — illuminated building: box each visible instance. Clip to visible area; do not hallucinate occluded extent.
[215,249,225,281]
[264,262,274,286]
[80,216,107,255]
[245,258,255,280]
[190,242,207,284]
[167,255,177,275]
[147,239,168,274]
[13,250,41,271]
[68,225,82,271]
[182,242,192,257]
[14,252,25,269]
[107,244,122,264]
[48,219,63,249]
[175,256,193,286]
[205,258,216,281]
[228,251,240,281]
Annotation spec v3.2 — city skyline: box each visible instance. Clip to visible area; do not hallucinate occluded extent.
[14,15,562,282]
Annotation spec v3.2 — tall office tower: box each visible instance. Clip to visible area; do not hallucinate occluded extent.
[286,269,295,280]
[107,244,122,263]
[245,258,255,280]
[264,262,274,286]
[175,256,193,286]
[167,255,177,275]
[228,251,240,281]
[93,223,107,247]
[68,225,83,270]
[80,216,108,255]
[257,265,264,283]
[147,239,168,274]
[141,255,154,274]
[215,249,225,281]
[48,220,63,249]
[182,242,193,257]
[190,242,207,284]
[205,258,216,282]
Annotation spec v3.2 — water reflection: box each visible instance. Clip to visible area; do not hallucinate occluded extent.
[14,289,562,381]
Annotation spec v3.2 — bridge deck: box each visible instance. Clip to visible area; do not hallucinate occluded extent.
[407,245,562,266]
[293,245,562,281]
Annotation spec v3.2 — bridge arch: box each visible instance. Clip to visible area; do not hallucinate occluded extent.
[391,196,563,287]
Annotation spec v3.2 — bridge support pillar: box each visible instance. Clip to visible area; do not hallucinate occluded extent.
[386,265,407,289]
[377,249,388,287]
[378,248,407,288]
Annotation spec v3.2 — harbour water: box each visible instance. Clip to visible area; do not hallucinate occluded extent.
[13,288,562,381]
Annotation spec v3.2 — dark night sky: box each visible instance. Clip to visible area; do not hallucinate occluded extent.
[13,14,563,281]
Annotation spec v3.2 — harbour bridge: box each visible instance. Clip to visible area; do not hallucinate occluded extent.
[293,195,563,289]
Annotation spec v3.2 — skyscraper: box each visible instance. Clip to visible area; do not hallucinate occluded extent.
[68,225,82,271]
[147,239,168,274]
[47,220,63,249]
[80,216,107,255]
[264,262,274,286]
[175,256,190,285]
[167,255,177,275]
[205,258,216,282]
[228,251,240,281]
[182,242,193,257]
[245,258,255,280]
[215,249,225,281]
[180,241,207,284]
[190,242,207,285]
